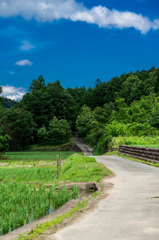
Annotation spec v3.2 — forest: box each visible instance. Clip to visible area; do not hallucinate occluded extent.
[1,66,159,153]
[2,98,17,109]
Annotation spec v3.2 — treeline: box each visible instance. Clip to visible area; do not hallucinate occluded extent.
[76,94,159,154]
[2,98,17,109]
[0,66,159,151]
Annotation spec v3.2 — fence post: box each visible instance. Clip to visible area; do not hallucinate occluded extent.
[52,171,54,181]
[57,155,61,179]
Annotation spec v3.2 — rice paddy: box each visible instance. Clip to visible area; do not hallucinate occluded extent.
[0,152,112,237]
[0,151,78,236]
[4,151,73,161]
[0,182,78,235]
[0,167,57,183]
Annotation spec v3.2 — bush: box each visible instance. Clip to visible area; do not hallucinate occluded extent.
[105,121,159,137]
[110,136,159,148]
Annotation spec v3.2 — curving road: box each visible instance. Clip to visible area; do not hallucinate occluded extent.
[51,155,159,240]
[72,132,93,156]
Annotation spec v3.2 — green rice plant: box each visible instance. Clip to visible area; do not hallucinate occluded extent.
[0,182,78,236]
[0,167,57,183]
[4,151,73,162]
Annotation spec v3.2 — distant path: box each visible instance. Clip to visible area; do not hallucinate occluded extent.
[53,155,159,240]
[72,132,93,156]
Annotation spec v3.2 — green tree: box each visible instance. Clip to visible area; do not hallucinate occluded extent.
[76,105,98,138]
[19,79,76,129]
[81,87,94,110]
[0,128,11,157]
[48,116,72,144]
[37,126,48,145]
[0,86,12,156]
[0,108,36,150]
[29,75,46,92]
[111,99,130,123]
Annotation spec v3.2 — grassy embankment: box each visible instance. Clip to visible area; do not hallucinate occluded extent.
[110,136,159,149]
[0,153,112,238]
[26,138,73,151]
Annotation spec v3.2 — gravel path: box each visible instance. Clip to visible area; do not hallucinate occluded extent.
[52,155,159,240]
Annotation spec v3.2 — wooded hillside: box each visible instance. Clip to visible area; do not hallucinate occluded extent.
[1,66,159,151]
[2,98,17,109]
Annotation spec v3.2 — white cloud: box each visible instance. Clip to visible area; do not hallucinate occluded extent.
[9,71,14,74]
[1,85,26,101]
[20,41,35,51]
[15,59,33,66]
[0,0,158,34]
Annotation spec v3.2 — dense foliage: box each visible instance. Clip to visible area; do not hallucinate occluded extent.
[1,66,159,150]
[77,94,159,154]
[0,108,36,151]
[2,98,17,109]
[0,88,12,154]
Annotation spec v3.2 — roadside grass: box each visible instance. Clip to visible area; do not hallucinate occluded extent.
[151,196,159,198]
[58,154,113,183]
[106,151,159,168]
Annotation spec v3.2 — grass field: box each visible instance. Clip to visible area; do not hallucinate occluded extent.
[4,151,74,161]
[0,151,80,167]
[0,152,112,237]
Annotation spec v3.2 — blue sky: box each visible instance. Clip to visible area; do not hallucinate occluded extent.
[0,0,159,100]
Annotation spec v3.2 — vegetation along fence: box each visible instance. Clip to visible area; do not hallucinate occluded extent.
[118,145,159,163]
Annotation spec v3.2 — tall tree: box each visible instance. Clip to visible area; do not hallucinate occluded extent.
[48,116,72,144]
[0,108,36,150]
[18,78,76,129]
[29,75,46,92]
